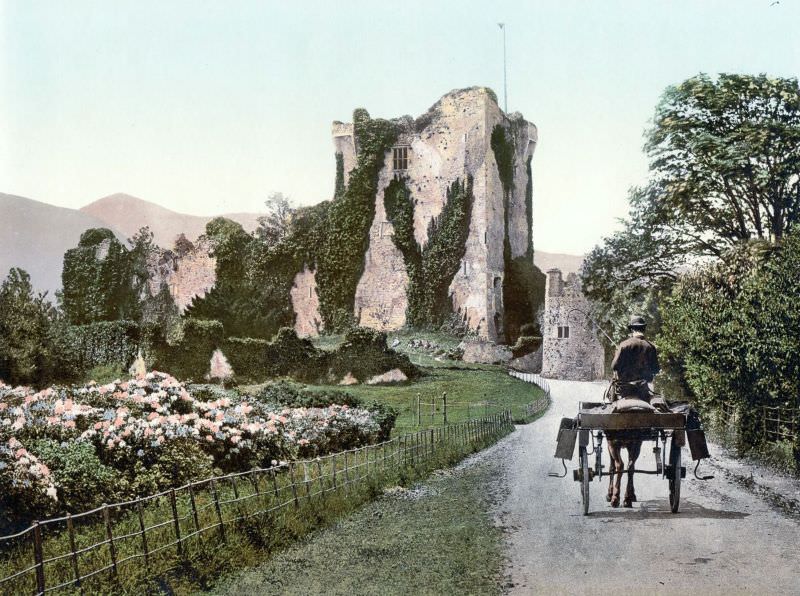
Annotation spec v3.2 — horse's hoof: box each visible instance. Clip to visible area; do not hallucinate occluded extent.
[623,499,633,508]
[610,497,620,508]
[630,493,637,503]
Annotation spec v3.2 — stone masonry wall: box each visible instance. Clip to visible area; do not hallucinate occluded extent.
[290,265,324,337]
[147,238,216,312]
[541,269,605,381]
[344,87,537,341]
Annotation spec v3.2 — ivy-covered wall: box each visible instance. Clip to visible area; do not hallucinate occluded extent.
[491,124,545,343]
[384,177,474,328]
[315,110,398,330]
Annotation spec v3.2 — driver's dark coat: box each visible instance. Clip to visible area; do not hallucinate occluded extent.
[611,332,660,383]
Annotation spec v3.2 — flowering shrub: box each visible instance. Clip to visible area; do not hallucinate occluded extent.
[0,371,391,525]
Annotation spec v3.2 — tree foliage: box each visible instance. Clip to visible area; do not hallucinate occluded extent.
[583,74,800,339]
[0,269,56,385]
[657,234,800,458]
[255,192,296,248]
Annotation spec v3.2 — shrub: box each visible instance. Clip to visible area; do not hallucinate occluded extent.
[365,402,399,442]
[254,381,361,408]
[327,327,417,383]
[28,439,123,510]
[151,319,224,381]
[64,320,140,375]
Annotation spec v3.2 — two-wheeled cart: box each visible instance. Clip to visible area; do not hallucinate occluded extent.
[552,401,712,515]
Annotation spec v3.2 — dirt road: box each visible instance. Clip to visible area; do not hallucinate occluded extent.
[494,379,800,595]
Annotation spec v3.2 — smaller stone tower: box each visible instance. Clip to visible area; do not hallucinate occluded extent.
[541,269,605,381]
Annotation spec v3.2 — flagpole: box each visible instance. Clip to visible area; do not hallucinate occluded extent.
[498,23,507,113]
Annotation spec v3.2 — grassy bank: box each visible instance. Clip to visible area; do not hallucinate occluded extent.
[210,455,506,596]
[0,414,516,595]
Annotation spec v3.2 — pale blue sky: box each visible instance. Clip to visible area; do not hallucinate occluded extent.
[1,0,798,253]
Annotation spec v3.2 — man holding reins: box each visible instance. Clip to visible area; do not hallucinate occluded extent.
[611,315,659,402]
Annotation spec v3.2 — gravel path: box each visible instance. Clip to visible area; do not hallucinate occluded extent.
[492,379,800,595]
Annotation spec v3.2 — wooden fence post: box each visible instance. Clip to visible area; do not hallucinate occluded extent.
[332,454,337,489]
[169,489,183,557]
[289,463,300,507]
[210,478,227,544]
[136,499,149,569]
[430,428,435,455]
[66,513,80,587]
[316,459,325,499]
[32,521,45,594]
[417,393,422,426]
[102,505,118,577]
[188,484,201,533]
[344,451,350,489]
[443,392,448,425]
[303,462,311,501]
[271,468,280,499]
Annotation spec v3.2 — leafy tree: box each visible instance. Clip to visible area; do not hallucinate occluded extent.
[583,74,800,338]
[255,192,295,248]
[0,268,55,385]
[173,233,194,257]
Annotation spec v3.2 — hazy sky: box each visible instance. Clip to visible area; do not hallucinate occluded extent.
[1,0,798,254]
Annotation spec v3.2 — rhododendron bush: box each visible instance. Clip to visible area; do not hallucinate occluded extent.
[0,371,388,527]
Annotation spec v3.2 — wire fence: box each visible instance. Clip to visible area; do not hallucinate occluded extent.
[761,404,799,443]
[0,408,528,595]
[406,370,551,428]
[716,402,798,444]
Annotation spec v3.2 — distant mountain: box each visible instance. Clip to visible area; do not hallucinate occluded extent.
[533,251,585,275]
[0,193,127,297]
[80,193,263,249]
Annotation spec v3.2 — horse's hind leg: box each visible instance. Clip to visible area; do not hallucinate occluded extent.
[624,442,642,508]
[606,440,622,507]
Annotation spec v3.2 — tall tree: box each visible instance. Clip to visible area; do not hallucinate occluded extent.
[583,74,800,335]
[255,192,295,248]
[0,268,55,385]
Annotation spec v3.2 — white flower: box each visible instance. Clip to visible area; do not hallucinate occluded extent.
[45,486,58,501]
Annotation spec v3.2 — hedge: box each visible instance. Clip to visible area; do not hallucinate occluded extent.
[64,320,139,374]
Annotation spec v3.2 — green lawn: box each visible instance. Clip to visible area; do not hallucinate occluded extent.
[208,446,507,596]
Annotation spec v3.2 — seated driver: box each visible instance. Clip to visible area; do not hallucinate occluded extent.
[611,315,659,402]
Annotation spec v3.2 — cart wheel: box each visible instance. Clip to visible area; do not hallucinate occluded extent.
[669,438,681,513]
[579,446,590,516]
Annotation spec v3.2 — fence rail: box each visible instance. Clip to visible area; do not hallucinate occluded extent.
[762,404,799,443]
[716,402,798,444]
[0,405,537,595]
[407,370,551,428]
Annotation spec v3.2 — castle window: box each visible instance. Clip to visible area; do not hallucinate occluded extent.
[557,326,570,339]
[393,146,409,171]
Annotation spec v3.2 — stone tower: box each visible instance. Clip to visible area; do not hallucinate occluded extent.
[541,268,605,381]
[311,87,539,342]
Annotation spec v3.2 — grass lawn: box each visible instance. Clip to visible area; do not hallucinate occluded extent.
[208,453,507,596]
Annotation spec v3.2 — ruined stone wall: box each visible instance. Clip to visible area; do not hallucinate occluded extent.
[290,265,324,337]
[343,87,537,341]
[147,238,216,312]
[332,122,357,187]
[541,269,605,381]
[353,151,410,331]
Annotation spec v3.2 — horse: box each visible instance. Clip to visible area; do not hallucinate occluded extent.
[605,431,642,507]
[603,380,650,508]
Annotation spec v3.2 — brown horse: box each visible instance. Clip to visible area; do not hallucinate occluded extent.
[605,432,642,507]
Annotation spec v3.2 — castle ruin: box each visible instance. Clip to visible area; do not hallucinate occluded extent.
[294,87,539,342]
[541,268,605,381]
[147,88,541,343]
